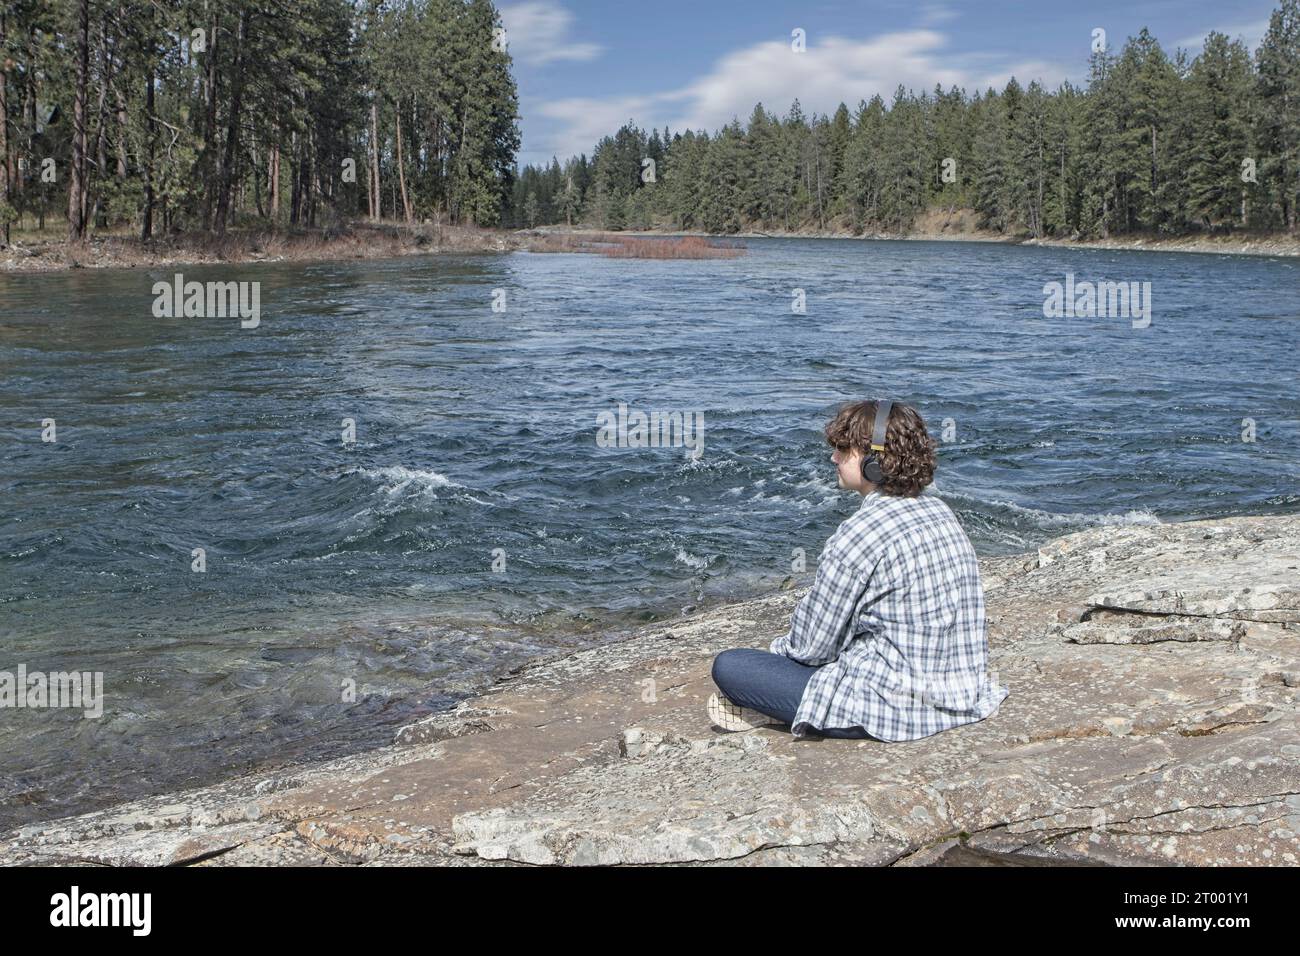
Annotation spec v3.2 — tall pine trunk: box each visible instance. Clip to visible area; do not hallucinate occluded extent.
[370,99,381,221]
[200,13,219,231]
[90,21,112,228]
[0,10,8,245]
[67,0,89,240]
[396,102,412,224]
[142,67,155,239]
[289,131,301,225]
[214,8,249,235]
[114,83,128,178]
[24,24,36,207]
[269,146,279,220]
[305,127,316,226]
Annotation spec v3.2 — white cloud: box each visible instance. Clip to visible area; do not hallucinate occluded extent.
[535,29,1065,162]
[500,1,602,66]
[1174,19,1270,55]
[534,94,674,160]
[919,4,960,26]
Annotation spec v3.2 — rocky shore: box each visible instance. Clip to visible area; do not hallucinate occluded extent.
[3,513,1297,867]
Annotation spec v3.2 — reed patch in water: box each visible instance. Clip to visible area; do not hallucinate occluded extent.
[526,232,745,258]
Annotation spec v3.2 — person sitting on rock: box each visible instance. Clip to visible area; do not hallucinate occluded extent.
[707,399,1009,740]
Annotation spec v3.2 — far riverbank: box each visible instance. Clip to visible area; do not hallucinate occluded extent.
[6,214,1298,276]
[0,222,523,274]
[528,220,1300,259]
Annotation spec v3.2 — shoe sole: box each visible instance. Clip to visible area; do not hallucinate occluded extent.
[707,692,774,732]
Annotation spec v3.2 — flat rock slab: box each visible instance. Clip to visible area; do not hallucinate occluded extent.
[3,515,1297,866]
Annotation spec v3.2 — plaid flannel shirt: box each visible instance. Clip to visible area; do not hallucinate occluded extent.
[769,489,1009,741]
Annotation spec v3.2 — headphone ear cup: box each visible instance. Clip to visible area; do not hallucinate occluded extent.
[861,453,881,484]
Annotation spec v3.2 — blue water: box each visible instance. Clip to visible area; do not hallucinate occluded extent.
[2,237,1297,827]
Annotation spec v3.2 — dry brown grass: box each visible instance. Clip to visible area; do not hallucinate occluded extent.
[600,234,745,258]
[525,232,746,259]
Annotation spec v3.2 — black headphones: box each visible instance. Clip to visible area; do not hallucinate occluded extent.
[859,399,894,485]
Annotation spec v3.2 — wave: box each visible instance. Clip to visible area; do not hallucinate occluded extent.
[941,488,1161,531]
[793,472,844,502]
[675,548,711,570]
[349,465,502,507]
[354,465,464,494]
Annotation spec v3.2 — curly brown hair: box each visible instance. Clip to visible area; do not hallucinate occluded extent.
[824,400,937,497]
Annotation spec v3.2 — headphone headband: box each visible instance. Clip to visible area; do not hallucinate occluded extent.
[861,399,894,485]
[869,400,893,452]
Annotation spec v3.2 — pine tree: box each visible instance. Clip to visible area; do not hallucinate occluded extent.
[972,89,1013,231]
[741,103,779,225]
[698,119,748,233]
[841,95,886,232]
[1256,0,1300,232]
[1014,81,1050,237]
[1180,32,1254,228]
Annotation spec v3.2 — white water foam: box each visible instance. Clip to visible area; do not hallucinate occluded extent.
[940,488,1162,531]
[675,549,711,570]
[357,465,462,493]
[350,465,496,506]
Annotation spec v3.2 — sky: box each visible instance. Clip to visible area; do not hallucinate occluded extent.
[499,0,1282,169]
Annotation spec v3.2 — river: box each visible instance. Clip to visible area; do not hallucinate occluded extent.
[2,237,1297,828]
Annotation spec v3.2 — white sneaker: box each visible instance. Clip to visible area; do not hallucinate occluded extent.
[707,692,778,732]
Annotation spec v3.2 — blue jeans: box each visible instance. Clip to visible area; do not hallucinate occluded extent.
[710,648,875,739]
